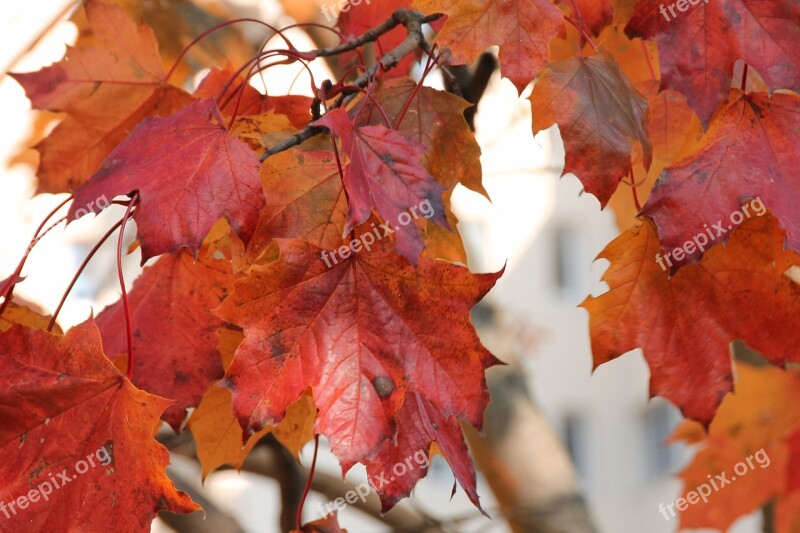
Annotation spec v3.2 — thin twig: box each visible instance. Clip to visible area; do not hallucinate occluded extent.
[259,9,433,162]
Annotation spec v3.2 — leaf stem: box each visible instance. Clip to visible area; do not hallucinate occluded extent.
[259,9,432,162]
[640,40,656,81]
[117,193,139,380]
[47,215,128,332]
[741,63,749,91]
[0,195,72,318]
[164,19,297,83]
[630,168,642,212]
[564,15,597,52]
[394,44,441,129]
[296,434,320,530]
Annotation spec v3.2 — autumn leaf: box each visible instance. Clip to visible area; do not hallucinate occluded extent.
[642,90,800,263]
[671,362,800,530]
[413,0,566,91]
[626,0,800,125]
[0,320,199,531]
[530,50,652,207]
[362,77,487,197]
[354,78,487,262]
[71,0,258,87]
[95,249,232,431]
[582,212,800,424]
[315,108,448,262]
[242,149,350,266]
[189,328,316,478]
[11,2,193,193]
[365,392,480,511]
[294,512,348,533]
[0,302,59,333]
[215,235,500,509]
[69,98,265,261]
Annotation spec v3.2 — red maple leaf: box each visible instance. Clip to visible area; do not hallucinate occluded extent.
[216,235,501,509]
[0,320,199,531]
[413,0,566,91]
[95,249,232,431]
[69,98,265,261]
[530,51,652,207]
[11,2,193,193]
[315,108,448,262]
[642,91,800,263]
[582,213,800,424]
[626,0,800,125]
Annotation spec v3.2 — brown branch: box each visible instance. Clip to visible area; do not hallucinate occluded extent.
[237,446,442,531]
[262,435,305,531]
[312,11,442,58]
[160,431,440,530]
[259,9,434,162]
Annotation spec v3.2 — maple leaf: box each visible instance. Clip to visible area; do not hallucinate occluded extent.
[242,150,350,266]
[315,108,448,262]
[413,0,566,92]
[581,212,800,424]
[78,0,259,88]
[530,50,652,207]
[671,362,800,530]
[361,77,487,197]
[625,0,800,125]
[0,302,58,333]
[642,90,800,264]
[95,249,232,431]
[365,392,481,511]
[0,320,199,530]
[11,2,193,193]
[188,328,316,478]
[69,98,265,261]
[215,235,501,509]
[352,78,486,262]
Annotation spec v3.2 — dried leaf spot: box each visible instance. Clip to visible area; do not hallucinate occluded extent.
[372,375,395,399]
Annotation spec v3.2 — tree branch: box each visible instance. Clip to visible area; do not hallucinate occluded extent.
[259,9,435,162]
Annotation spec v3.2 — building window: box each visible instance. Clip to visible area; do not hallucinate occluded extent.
[552,224,582,301]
